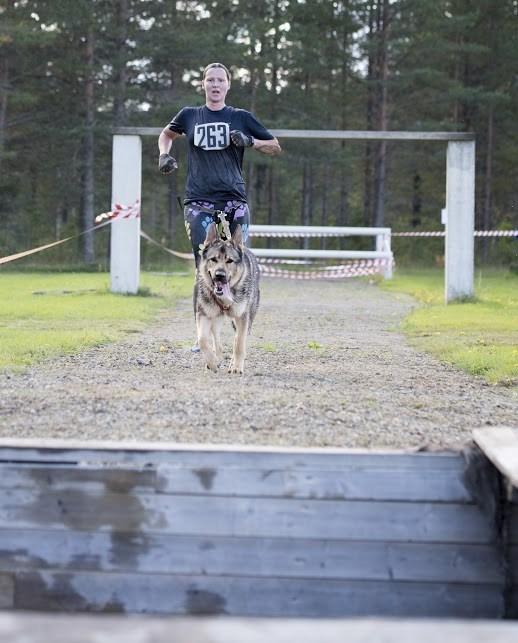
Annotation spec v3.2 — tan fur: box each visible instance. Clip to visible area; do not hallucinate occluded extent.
[195,223,260,375]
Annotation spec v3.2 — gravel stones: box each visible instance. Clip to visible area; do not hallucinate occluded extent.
[0,279,516,449]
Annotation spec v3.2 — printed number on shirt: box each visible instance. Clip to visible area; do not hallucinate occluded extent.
[194,122,230,150]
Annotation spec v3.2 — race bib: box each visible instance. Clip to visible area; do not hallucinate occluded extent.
[194,122,230,150]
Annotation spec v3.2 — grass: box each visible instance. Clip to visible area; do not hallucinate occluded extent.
[380,268,518,386]
[0,271,193,371]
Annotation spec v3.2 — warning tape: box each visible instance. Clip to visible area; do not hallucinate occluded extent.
[95,200,141,223]
[392,230,518,237]
[250,229,517,239]
[0,220,112,266]
[0,201,139,266]
[259,259,392,280]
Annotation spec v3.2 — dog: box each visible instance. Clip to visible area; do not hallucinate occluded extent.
[195,222,260,374]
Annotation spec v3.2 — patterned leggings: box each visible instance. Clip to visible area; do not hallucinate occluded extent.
[184,200,250,267]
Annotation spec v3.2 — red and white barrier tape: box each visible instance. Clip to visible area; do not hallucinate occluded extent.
[251,229,517,238]
[392,230,518,237]
[95,200,140,223]
[259,259,391,280]
[0,201,140,266]
[0,220,111,266]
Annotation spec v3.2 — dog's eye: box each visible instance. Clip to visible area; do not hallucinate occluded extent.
[210,257,218,263]
[225,258,234,264]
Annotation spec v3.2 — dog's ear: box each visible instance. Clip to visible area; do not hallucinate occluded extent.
[204,222,219,246]
[231,224,244,249]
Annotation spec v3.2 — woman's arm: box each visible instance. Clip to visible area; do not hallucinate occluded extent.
[253,137,282,156]
[158,127,181,155]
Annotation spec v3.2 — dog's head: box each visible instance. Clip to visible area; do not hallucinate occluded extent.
[200,223,245,303]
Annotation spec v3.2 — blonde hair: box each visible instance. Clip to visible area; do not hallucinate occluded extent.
[202,62,231,82]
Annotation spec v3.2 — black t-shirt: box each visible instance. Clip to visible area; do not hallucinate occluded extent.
[168,105,274,205]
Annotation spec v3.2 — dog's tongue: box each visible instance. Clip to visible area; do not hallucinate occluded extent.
[215,282,233,304]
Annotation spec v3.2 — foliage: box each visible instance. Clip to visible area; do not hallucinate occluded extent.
[1,1,517,268]
[381,267,518,385]
[0,271,192,370]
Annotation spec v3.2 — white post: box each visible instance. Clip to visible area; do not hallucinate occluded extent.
[445,140,475,302]
[376,232,393,279]
[110,135,141,294]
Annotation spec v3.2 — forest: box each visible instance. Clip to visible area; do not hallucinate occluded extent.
[1,0,517,267]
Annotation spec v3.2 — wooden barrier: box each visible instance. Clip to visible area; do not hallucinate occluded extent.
[0,431,515,619]
[1,613,518,643]
[473,427,518,618]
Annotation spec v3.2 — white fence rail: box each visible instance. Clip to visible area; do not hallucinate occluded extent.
[249,225,393,279]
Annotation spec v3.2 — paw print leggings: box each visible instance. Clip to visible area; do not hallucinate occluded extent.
[184,200,250,267]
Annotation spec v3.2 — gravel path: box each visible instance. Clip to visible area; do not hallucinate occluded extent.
[0,278,516,449]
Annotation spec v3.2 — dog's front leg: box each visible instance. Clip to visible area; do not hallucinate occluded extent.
[211,316,224,364]
[229,315,248,375]
[197,314,219,372]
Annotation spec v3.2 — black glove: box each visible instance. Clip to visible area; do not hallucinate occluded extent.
[158,153,178,174]
[230,130,254,148]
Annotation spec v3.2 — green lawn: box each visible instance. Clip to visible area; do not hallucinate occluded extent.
[380,268,518,386]
[0,271,193,370]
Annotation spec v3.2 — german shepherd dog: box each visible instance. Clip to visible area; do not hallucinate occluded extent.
[195,223,260,374]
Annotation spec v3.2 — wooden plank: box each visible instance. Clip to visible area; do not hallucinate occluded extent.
[472,427,518,489]
[112,126,475,141]
[0,529,503,584]
[0,490,495,543]
[1,615,518,643]
[0,462,474,502]
[0,574,14,609]
[510,505,518,544]
[0,438,465,469]
[13,570,503,617]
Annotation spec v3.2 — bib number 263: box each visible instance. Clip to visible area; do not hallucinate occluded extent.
[194,122,230,150]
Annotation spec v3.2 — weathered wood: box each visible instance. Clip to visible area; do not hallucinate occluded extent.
[13,570,503,617]
[0,491,495,543]
[0,529,503,583]
[113,126,475,141]
[0,462,474,502]
[2,614,518,643]
[0,438,465,468]
[473,427,518,490]
[0,574,14,609]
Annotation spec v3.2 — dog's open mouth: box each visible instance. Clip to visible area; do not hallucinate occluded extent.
[214,281,234,304]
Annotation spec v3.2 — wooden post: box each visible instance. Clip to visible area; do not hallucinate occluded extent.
[376,232,393,279]
[445,141,475,303]
[110,135,141,294]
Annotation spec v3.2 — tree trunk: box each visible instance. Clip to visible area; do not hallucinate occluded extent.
[321,169,329,250]
[363,0,376,226]
[481,105,494,262]
[301,160,313,250]
[168,170,179,243]
[339,3,350,248]
[373,0,389,228]
[81,24,96,264]
[0,52,8,178]
[112,0,129,125]
[270,0,279,120]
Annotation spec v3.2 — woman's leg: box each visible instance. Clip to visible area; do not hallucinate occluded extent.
[222,200,250,242]
[184,201,215,267]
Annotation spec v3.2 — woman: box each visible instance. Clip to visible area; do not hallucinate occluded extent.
[157,62,281,265]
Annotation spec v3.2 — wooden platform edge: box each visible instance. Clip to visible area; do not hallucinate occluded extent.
[472,427,518,491]
[0,436,440,455]
[0,613,517,643]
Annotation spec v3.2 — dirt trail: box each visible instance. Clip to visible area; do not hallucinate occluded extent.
[0,278,515,448]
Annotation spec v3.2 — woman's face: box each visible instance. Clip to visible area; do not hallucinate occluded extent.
[203,67,230,106]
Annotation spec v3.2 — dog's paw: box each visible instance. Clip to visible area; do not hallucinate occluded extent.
[228,359,244,375]
[205,360,219,373]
